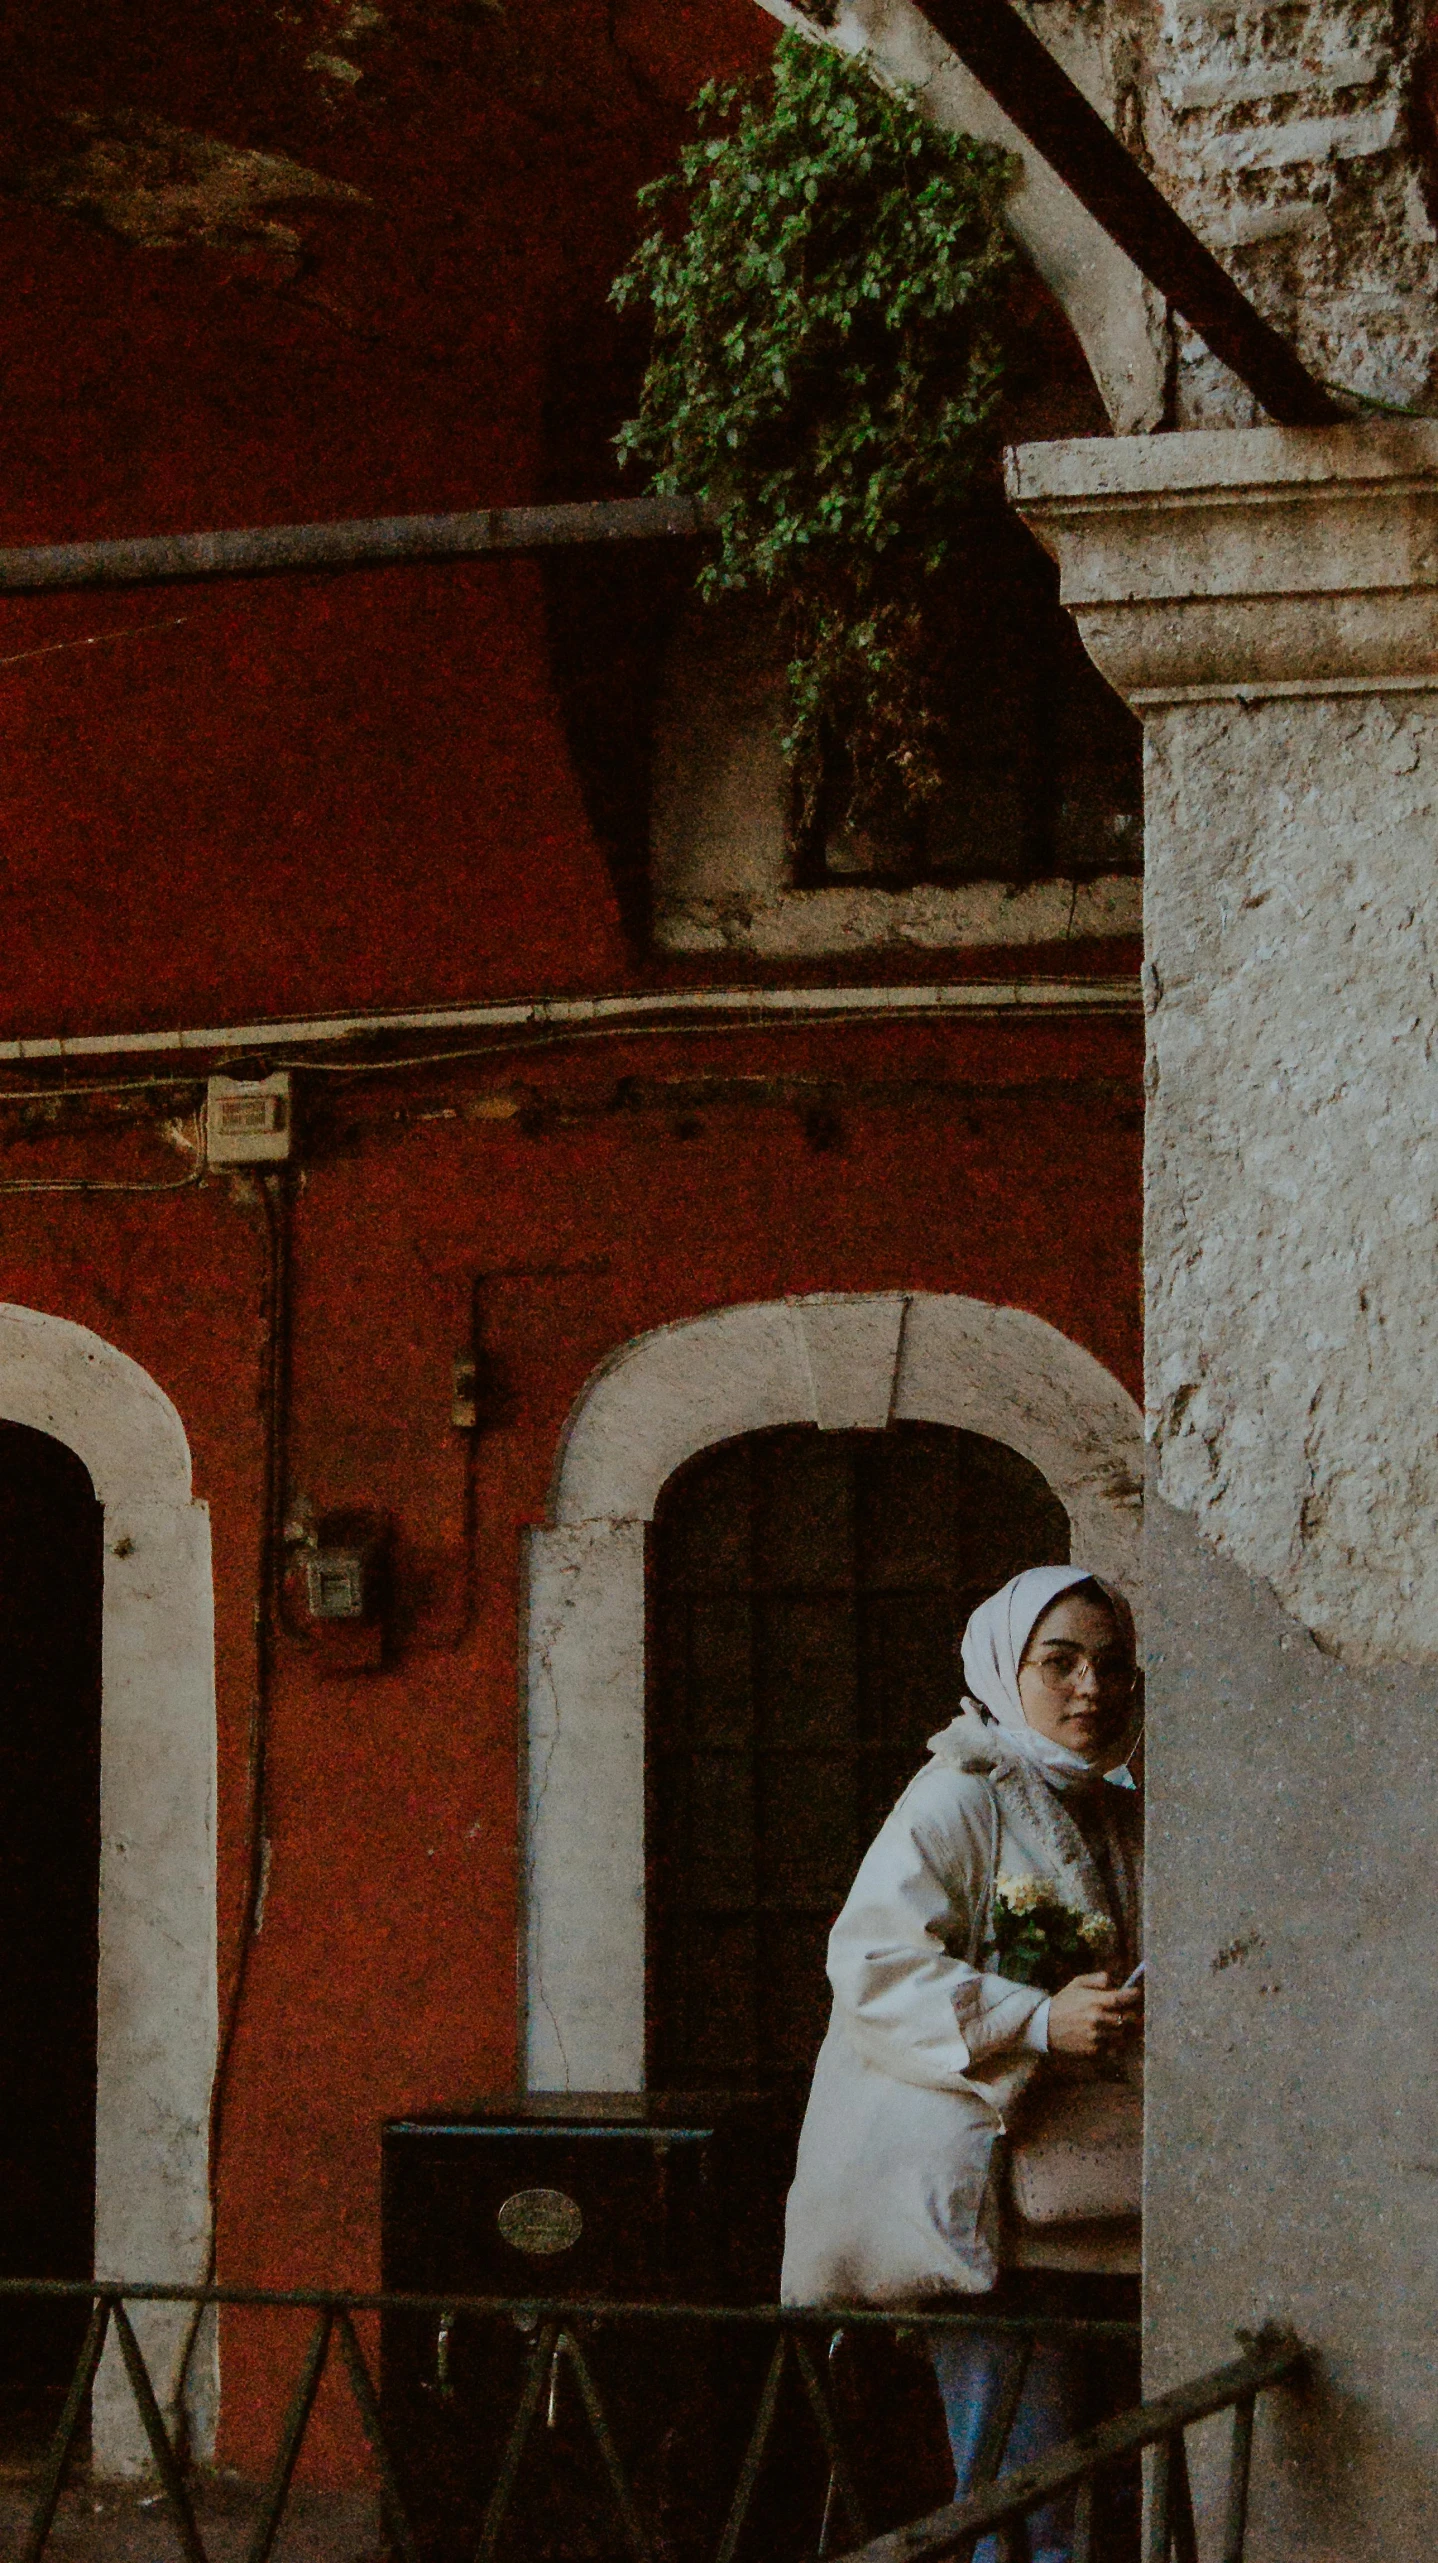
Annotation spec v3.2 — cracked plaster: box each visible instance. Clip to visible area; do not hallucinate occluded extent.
[2,111,367,261]
[1145,687,1438,1662]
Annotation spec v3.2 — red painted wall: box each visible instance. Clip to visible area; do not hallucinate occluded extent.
[0,1011,1140,2469]
[0,0,770,1033]
[0,0,1144,2483]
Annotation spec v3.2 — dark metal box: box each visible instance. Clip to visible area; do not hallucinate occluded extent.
[379,2091,785,2561]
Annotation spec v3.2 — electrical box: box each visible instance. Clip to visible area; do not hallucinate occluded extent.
[206,1072,293,1165]
[290,1510,389,1669]
[304,1548,369,1621]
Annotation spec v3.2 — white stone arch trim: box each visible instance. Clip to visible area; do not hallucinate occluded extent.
[0,1305,217,2470]
[754,0,1167,437]
[525,1292,1141,2091]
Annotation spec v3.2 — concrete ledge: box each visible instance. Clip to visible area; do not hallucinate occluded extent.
[1007,418,1438,504]
[1007,422,1438,702]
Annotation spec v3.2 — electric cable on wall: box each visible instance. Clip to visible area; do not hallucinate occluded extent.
[0,1105,207,1194]
[170,1168,291,2444]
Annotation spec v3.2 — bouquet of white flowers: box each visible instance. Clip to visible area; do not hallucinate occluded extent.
[988,1874,1115,1994]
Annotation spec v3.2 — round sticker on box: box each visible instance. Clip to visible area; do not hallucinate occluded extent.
[497,2187,584,2255]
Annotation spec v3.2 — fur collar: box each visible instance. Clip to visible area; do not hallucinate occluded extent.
[927,1705,1140,1959]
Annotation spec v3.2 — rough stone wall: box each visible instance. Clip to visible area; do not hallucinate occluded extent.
[777,0,1438,425]
[1121,0,1438,417]
[1014,0,1438,420]
[1144,688,1438,1664]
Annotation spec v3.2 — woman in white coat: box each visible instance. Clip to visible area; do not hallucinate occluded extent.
[781,1564,1142,2563]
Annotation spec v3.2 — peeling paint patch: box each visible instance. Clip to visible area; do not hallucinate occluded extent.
[1201,102,1399,171]
[1147,690,1438,1663]
[305,50,365,84]
[3,111,368,257]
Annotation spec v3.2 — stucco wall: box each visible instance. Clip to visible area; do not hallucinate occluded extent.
[0,1009,1142,2475]
[1146,1504,1438,2559]
[1146,689,1438,1665]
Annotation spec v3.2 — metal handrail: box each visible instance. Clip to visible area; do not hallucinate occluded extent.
[0,2277,1295,2563]
[831,2330,1305,2563]
[0,2274,1137,2334]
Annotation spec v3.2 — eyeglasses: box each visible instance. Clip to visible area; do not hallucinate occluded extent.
[1025,1647,1136,1696]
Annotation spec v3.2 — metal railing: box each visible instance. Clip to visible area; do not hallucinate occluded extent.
[0,2278,1299,2563]
[831,2328,1304,2563]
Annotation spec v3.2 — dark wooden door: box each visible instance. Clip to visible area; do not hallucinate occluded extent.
[647,1422,1069,2111]
[0,1422,103,2435]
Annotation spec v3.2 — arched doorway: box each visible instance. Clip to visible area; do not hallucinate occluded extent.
[646,1422,1069,2112]
[0,1424,103,2443]
[0,1304,217,2472]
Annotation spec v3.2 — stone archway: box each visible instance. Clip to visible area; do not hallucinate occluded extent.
[0,1305,217,2469]
[754,0,1166,438]
[522,1291,1141,2091]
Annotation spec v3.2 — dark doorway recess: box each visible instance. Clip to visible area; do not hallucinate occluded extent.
[0,1423,102,2450]
[647,1422,1069,2116]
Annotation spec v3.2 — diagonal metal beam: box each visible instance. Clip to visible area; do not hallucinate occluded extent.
[21,2297,113,2563]
[913,0,1343,426]
[110,2301,210,2563]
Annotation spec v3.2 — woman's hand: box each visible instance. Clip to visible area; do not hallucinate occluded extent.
[1046,1971,1142,2058]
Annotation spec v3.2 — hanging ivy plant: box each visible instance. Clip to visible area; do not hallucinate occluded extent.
[612,30,1019,843]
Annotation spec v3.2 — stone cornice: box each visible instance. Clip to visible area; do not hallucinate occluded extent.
[1006,421,1438,702]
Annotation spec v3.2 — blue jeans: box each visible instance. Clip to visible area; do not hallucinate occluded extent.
[930,2324,1084,2563]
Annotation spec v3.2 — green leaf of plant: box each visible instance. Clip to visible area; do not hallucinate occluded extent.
[610,30,1018,835]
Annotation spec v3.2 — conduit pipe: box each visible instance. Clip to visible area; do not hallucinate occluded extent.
[0,980,1140,1068]
[0,494,707,595]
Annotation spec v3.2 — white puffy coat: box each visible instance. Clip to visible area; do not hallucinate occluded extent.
[780,1708,1142,2306]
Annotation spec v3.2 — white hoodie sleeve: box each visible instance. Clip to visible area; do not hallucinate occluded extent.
[826,1765,1048,2089]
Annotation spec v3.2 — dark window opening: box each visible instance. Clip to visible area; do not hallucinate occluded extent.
[542,248,1141,946]
[0,1423,102,2451]
[647,1423,1069,2119]
[794,508,1143,892]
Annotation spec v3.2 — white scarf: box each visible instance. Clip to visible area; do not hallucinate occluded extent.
[958,1563,1136,1790]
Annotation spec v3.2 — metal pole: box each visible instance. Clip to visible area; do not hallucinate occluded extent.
[0,492,706,596]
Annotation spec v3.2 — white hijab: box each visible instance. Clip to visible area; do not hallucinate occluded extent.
[959,1564,1136,1788]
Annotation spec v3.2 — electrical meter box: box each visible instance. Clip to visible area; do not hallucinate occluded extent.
[205,1072,293,1165]
[380,2091,786,2562]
